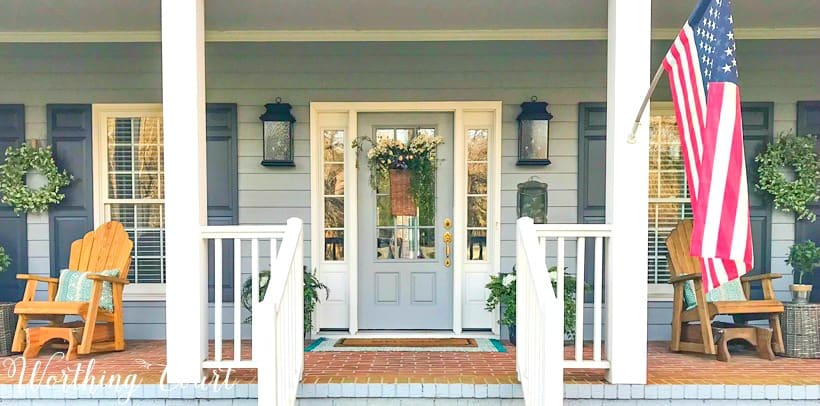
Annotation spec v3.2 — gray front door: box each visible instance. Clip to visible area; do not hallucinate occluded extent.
[357,112,454,330]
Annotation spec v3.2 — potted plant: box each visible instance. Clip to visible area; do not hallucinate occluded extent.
[786,240,820,303]
[486,266,584,345]
[0,245,15,356]
[242,266,329,339]
[485,271,517,343]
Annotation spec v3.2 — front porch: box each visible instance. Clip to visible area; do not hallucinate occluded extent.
[2,341,819,403]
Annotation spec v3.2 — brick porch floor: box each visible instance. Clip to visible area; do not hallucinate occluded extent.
[1,341,817,386]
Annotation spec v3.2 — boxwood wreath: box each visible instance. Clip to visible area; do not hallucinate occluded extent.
[0,144,72,214]
[755,132,820,222]
[352,132,444,218]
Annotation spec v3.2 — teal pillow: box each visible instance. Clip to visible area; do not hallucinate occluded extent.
[54,269,120,312]
[682,278,746,310]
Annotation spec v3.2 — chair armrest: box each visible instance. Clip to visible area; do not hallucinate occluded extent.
[740,273,782,282]
[16,274,59,284]
[86,274,130,285]
[669,273,701,285]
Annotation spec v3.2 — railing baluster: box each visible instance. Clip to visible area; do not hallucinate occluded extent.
[593,236,604,362]
[214,238,223,362]
[575,237,585,361]
[251,238,260,361]
[556,236,565,332]
[233,238,242,362]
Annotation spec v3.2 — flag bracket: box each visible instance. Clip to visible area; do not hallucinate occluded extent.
[627,64,666,144]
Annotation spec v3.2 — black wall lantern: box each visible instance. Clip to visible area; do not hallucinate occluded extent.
[517,96,554,166]
[517,178,549,224]
[260,98,296,167]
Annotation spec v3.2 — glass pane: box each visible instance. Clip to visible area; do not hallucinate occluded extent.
[376,129,394,142]
[109,173,133,199]
[468,196,487,227]
[376,195,393,226]
[108,118,132,144]
[324,230,344,261]
[467,163,487,194]
[110,145,133,171]
[467,129,488,161]
[324,164,344,196]
[134,117,163,144]
[324,197,344,228]
[135,204,164,228]
[418,198,434,226]
[419,228,435,259]
[520,120,549,160]
[395,129,411,144]
[134,145,160,171]
[109,204,135,227]
[323,129,345,162]
[467,230,487,261]
[417,128,435,137]
[263,121,292,161]
[109,203,165,284]
[377,228,395,259]
[135,173,161,199]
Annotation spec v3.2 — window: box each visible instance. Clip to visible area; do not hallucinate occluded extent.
[647,109,691,297]
[372,127,437,261]
[466,128,489,261]
[93,105,165,297]
[323,129,345,261]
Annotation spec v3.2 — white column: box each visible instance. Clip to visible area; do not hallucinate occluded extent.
[605,0,650,384]
[162,0,208,383]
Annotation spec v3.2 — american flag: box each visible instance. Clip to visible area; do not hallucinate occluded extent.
[662,0,753,291]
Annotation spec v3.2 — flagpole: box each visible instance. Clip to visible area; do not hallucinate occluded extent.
[627,63,666,144]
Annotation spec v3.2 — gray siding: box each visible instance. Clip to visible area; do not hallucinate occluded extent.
[0,39,817,339]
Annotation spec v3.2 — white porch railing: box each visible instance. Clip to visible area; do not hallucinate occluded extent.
[515,218,563,405]
[201,218,304,406]
[516,218,612,405]
[531,221,611,370]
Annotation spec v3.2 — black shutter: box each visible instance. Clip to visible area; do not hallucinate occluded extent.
[795,101,820,302]
[206,104,239,302]
[739,103,774,299]
[577,103,607,302]
[0,105,27,301]
[47,104,93,277]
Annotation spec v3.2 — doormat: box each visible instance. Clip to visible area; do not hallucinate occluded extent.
[304,337,506,352]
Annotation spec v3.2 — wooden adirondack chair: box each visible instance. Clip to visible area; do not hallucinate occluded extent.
[12,221,133,360]
[666,220,785,356]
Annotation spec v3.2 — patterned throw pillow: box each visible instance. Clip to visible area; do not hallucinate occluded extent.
[54,269,120,312]
[682,278,746,310]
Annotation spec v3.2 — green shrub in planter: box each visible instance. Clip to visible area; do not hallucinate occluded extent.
[241,267,328,336]
[486,266,584,340]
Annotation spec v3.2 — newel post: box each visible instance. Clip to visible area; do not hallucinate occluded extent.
[162,0,208,383]
[604,0,650,384]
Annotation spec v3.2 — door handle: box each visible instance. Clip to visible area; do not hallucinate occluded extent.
[443,218,452,268]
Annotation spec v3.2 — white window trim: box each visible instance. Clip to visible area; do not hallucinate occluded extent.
[647,101,677,302]
[92,104,165,301]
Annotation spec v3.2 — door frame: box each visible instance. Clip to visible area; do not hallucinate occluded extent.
[310,101,502,334]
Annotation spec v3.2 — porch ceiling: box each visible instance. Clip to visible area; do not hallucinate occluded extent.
[0,0,816,34]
